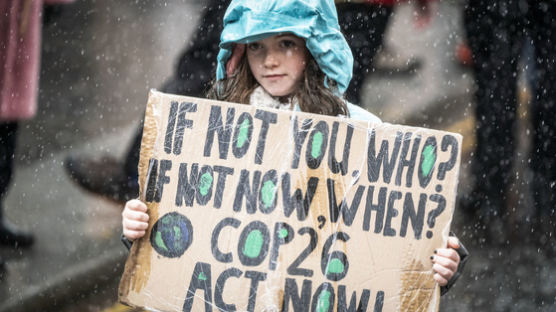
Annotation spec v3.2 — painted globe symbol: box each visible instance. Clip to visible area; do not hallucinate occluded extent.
[150,212,193,258]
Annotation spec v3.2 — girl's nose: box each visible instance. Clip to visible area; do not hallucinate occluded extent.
[263,51,279,68]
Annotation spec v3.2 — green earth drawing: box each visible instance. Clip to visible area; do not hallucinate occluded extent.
[150,212,193,258]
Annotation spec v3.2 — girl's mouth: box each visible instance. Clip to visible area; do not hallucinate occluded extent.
[264,74,286,79]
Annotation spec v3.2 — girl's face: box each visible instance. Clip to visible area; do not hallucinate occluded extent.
[246,34,308,97]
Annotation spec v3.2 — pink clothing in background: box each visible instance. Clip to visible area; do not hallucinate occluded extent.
[0,0,74,121]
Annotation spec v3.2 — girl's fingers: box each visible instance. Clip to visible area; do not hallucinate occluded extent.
[435,247,460,263]
[126,199,148,212]
[430,245,461,286]
[122,201,149,241]
[122,208,149,223]
[433,273,448,286]
[124,229,146,240]
[432,254,458,273]
[122,200,149,222]
[123,218,149,231]
[432,263,455,282]
[447,236,460,250]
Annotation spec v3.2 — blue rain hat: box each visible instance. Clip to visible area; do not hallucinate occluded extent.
[216,0,353,95]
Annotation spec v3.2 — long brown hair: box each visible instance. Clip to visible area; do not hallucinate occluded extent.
[207,54,349,117]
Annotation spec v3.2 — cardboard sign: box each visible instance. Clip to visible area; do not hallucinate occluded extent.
[119,90,462,312]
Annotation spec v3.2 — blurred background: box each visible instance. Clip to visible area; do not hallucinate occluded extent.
[0,0,554,311]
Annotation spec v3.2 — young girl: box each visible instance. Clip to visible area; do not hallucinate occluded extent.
[122,0,465,292]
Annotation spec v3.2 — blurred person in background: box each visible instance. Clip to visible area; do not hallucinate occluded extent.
[64,0,435,205]
[0,0,75,270]
[64,0,230,203]
[462,0,555,245]
[336,0,433,103]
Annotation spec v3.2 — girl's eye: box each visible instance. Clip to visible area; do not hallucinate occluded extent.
[248,43,262,51]
[280,39,296,48]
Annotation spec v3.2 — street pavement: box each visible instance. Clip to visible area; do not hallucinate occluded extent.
[1,1,554,311]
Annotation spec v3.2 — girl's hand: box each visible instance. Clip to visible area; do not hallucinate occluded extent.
[122,199,149,241]
[431,236,461,286]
